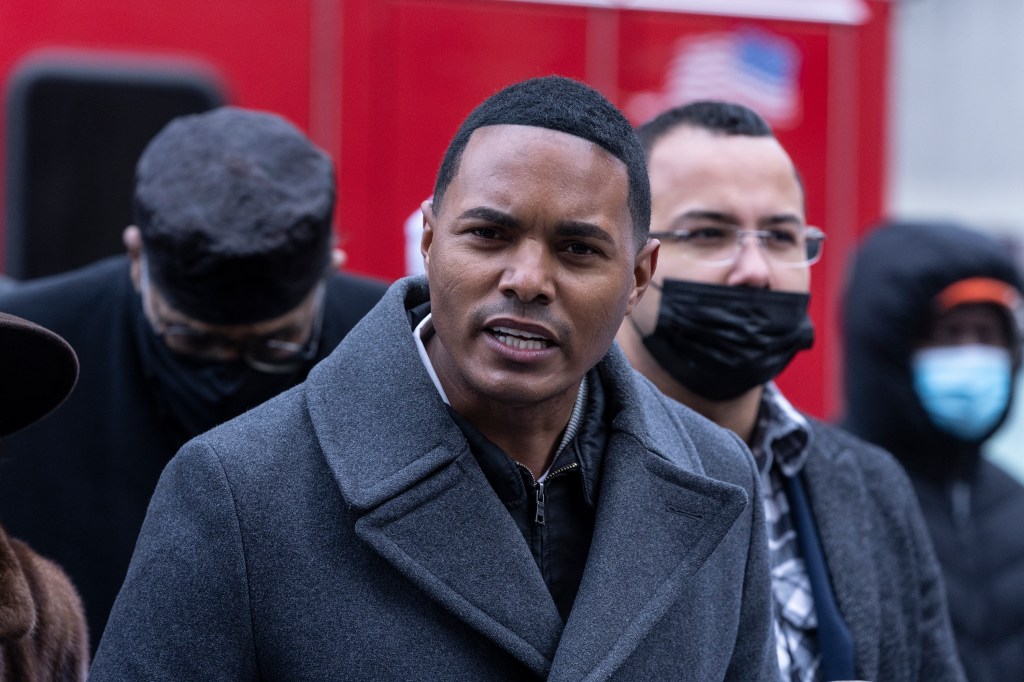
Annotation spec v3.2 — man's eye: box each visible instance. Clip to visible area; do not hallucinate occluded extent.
[766,229,798,246]
[683,227,729,243]
[470,227,501,240]
[565,242,600,257]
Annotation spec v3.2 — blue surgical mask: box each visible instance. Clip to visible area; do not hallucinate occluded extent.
[911,345,1014,442]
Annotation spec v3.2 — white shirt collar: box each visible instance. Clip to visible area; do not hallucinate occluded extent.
[413,313,450,405]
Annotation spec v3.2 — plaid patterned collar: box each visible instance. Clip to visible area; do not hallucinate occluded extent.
[751,383,813,480]
[751,383,822,681]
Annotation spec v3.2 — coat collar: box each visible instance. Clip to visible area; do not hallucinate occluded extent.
[306,277,751,677]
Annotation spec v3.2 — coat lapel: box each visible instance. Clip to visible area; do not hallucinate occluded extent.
[549,418,750,680]
[802,425,882,680]
[354,450,563,676]
[306,279,753,679]
[305,278,562,676]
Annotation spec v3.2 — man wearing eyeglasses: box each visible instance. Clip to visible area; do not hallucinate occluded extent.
[0,106,386,649]
[617,101,965,682]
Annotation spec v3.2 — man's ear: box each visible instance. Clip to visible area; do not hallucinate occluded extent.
[123,226,143,292]
[330,247,347,270]
[420,199,436,276]
[626,238,660,315]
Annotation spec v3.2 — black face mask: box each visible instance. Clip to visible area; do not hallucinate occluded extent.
[132,299,310,435]
[637,279,815,401]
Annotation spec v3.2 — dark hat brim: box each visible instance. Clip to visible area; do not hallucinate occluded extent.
[0,312,79,437]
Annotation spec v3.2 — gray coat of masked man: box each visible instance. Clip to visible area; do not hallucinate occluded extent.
[617,101,965,682]
[0,107,387,646]
[90,76,776,680]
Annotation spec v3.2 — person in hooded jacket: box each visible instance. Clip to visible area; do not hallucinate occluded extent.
[843,219,1024,682]
[0,107,386,649]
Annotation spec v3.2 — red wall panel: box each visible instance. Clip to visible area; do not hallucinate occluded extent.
[1,0,890,416]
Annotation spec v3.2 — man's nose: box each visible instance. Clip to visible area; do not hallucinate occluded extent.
[498,240,555,304]
[725,235,772,288]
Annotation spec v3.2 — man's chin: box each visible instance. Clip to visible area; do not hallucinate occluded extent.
[470,374,577,411]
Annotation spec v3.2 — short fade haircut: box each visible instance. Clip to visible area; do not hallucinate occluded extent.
[636,100,773,155]
[637,101,805,200]
[432,75,650,248]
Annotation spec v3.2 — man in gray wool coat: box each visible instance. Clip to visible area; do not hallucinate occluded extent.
[91,76,777,680]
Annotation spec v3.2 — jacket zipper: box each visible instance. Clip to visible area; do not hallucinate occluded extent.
[530,461,579,526]
[516,460,581,595]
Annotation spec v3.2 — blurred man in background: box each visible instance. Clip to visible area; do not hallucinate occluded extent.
[0,106,386,645]
[843,220,1024,682]
[617,101,964,681]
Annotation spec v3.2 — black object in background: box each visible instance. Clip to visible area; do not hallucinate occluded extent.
[4,53,225,280]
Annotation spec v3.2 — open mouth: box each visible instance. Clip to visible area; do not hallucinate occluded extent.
[488,325,554,351]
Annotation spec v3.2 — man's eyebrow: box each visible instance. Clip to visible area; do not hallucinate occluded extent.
[761,213,804,227]
[671,210,804,227]
[555,221,615,245]
[457,206,520,229]
[671,209,736,227]
[456,207,616,244]
[261,323,304,339]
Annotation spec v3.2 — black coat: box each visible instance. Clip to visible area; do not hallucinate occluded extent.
[0,255,386,648]
[842,221,1024,682]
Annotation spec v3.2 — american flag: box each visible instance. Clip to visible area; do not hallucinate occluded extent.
[668,28,801,126]
[628,27,802,129]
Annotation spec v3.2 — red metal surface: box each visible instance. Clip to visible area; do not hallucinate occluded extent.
[0,0,891,417]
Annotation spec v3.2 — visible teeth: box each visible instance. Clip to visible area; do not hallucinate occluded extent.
[495,333,547,350]
[489,326,550,350]
[492,325,546,340]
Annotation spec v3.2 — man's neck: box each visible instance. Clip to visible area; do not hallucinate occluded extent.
[673,383,763,446]
[450,394,579,480]
[421,327,580,479]
[618,330,762,444]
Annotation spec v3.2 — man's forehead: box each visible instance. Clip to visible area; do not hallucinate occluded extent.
[463,123,613,159]
[937,302,1010,324]
[447,124,629,203]
[648,126,802,210]
[650,126,792,173]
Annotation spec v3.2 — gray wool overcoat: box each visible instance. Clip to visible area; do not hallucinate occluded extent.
[91,277,777,681]
[797,418,966,681]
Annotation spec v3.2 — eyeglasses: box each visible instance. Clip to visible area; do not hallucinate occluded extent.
[140,259,325,374]
[649,224,826,268]
[153,301,323,373]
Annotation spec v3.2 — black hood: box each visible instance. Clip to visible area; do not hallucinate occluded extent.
[841,220,1023,483]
